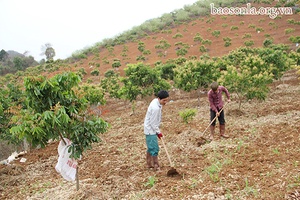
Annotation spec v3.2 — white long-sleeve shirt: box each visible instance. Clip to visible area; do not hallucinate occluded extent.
[144,98,162,135]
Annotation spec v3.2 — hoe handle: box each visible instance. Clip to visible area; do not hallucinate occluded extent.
[161,137,174,167]
[201,102,228,137]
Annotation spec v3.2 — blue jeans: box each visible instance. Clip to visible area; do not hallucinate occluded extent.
[145,135,159,156]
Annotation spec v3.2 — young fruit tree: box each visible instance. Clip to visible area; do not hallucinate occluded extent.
[119,62,171,114]
[219,65,273,110]
[219,45,293,109]
[100,70,122,99]
[174,59,220,108]
[10,72,109,189]
[0,83,25,145]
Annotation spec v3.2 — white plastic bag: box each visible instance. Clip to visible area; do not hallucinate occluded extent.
[55,138,78,181]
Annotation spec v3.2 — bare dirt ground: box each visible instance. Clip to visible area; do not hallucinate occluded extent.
[0,68,299,200]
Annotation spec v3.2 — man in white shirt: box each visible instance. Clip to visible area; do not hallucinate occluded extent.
[144,90,169,171]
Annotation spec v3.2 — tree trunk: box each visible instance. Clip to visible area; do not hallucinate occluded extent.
[76,166,79,191]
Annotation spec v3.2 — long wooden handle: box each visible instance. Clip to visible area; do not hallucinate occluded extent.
[201,102,228,137]
[161,137,174,167]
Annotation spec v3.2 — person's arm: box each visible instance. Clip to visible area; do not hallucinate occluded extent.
[149,107,161,134]
[208,91,218,113]
[222,86,231,102]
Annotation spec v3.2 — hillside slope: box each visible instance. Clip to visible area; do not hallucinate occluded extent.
[0,3,300,200]
[65,12,300,83]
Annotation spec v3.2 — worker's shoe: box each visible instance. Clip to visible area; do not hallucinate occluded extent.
[146,152,154,169]
[210,125,215,140]
[220,124,229,138]
[152,156,160,171]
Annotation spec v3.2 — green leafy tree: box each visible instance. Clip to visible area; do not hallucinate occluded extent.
[138,41,146,53]
[263,38,273,47]
[120,63,170,113]
[176,48,188,56]
[219,65,273,109]
[174,60,220,107]
[10,72,109,159]
[289,50,300,66]
[91,69,100,76]
[0,86,21,144]
[193,33,203,43]
[13,57,24,71]
[100,71,122,99]
[257,48,291,79]
[220,45,292,109]
[41,43,55,61]
[112,58,121,69]
[155,63,177,80]
[0,49,8,61]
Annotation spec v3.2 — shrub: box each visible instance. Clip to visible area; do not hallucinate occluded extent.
[176,48,188,56]
[289,36,300,43]
[78,68,87,75]
[136,55,146,61]
[104,70,116,78]
[102,58,109,65]
[223,37,232,47]
[248,24,256,29]
[285,28,295,34]
[112,60,121,69]
[179,108,197,124]
[193,33,203,43]
[212,30,220,38]
[263,39,273,47]
[143,50,151,55]
[287,19,295,24]
[242,33,252,39]
[231,26,239,31]
[199,45,207,53]
[244,40,254,47]
[173,33,183,39]
[202,40,212,45]
[91,69,100,76]
[222,24,228,28]
[256,27,264,32]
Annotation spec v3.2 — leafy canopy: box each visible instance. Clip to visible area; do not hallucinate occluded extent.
[10,72,109,159]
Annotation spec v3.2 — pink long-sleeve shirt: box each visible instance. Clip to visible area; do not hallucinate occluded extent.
[208,86,230,113]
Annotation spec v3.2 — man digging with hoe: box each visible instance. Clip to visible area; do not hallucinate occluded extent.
[143,90,169,171]
[208,82,231,140]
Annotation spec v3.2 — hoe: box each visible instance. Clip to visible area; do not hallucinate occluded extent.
[161,137,179,177]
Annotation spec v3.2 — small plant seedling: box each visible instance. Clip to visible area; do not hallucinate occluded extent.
[179,108,197,124]
[144,176,156,188]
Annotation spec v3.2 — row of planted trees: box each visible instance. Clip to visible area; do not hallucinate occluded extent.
[0,44,299,167]
[101,44,298,110]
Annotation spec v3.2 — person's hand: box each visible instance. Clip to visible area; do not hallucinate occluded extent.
[157,132,163,139]
[216,112,220,117]
[227,99,231,103]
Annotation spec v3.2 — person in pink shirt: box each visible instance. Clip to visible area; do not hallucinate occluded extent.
[207,82,231,140]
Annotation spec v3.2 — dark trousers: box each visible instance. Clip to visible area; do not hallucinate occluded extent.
[210,108,225,126]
